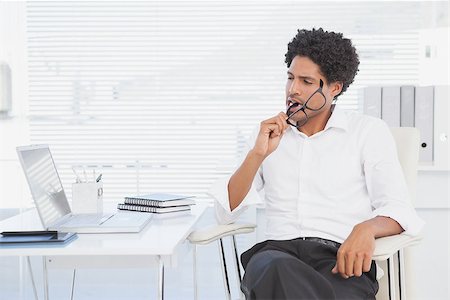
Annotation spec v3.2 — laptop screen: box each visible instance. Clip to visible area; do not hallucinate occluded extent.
[17,145,71,228]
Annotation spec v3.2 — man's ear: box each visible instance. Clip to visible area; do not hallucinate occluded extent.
[330,81,343,99]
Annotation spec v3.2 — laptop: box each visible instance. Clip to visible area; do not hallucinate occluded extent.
[16,144,152,233]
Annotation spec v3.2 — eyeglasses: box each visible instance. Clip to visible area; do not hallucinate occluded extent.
[286,79,327,128]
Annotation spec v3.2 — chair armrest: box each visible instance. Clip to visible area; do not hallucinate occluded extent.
[188,223,257,245]
[373,233,422,261]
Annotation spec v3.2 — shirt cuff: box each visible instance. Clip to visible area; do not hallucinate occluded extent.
[207,176,261,224]
[371,205,425,236]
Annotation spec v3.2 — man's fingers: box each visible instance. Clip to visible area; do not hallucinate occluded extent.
[273,118,284,136]
[345,251,355,277]
[272,113,287,135]
[353,253,364,277]
[362,253,372,273]
[277,113,288,132]
[261,114,282,125]
[336,249,348,278]
[331,264,338,274]
[262,124,280,137]
[261,112,289,135]
[279,111,289,119]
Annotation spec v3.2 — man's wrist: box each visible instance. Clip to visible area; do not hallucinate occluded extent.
[248,149,266,162]
[355,216,404,239]
[353,221,376,238]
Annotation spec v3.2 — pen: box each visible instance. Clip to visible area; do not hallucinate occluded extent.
[96,173,102,182]
[72,167,82,183]
[83,166,88,183]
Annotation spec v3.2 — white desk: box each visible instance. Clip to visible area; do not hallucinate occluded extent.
[0,204,207,300]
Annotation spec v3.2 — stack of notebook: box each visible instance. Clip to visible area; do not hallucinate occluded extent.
[117,193,195,214]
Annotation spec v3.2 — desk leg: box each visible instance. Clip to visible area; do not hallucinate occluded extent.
[158,256,165,300]
[43,256,49,300]
[71,269,77,300]
[26,256,39,300]
[192,245,198,300]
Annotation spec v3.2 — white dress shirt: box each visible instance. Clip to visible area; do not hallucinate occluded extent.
[209,107,424,243]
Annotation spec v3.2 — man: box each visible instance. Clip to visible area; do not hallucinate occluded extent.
[210,28,424,299]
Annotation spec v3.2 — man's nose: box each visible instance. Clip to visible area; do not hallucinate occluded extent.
[288,79,301,97]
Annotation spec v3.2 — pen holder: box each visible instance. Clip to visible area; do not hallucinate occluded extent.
[72,182,103,214]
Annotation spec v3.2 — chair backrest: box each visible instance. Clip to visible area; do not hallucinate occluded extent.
[376,127,420,300]
[389,127,420,204]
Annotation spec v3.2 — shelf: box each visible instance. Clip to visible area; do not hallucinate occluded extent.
[418,165,449,171]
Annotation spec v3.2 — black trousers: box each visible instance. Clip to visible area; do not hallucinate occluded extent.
[240,238,378,300]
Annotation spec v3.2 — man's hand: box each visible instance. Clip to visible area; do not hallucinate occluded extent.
[332,216,404,279]
[252,112,289,158]
[332,223,375,279]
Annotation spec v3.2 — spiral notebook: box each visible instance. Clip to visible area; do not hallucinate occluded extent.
[117,203,191,214]
[123,193,195,208]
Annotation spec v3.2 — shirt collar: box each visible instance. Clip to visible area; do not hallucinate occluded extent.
[287,105,349,136]
[324,105,348,132]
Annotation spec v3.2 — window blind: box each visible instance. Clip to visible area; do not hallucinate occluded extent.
[26,1,421,203]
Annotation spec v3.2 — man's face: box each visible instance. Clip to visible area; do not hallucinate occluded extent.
[285,56,336,125]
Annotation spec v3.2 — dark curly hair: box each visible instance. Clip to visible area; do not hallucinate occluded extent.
[285,28,359,100]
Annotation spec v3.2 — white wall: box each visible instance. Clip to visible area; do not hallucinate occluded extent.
[411,208,450,300]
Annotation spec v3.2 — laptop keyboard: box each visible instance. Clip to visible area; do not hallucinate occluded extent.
[64,214,114,226]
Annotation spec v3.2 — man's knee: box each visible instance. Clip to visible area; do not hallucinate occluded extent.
[242,250,299,299]
[245,250,297,277]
